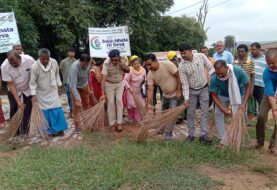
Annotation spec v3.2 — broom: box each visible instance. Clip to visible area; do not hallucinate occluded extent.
[29,102,50,139]
[135,105,187,142]
[1,108,24,140]
[223,109,248,154]
[129,89,147,118]
[80,100,105,132]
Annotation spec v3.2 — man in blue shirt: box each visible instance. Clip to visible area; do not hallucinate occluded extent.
[252,48,277,154]
[210,60,250,146]
[213,41,234,65]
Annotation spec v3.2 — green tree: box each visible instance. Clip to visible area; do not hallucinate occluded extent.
[224,35,236,53]
[0,0,39,57]
[152,16,206,51]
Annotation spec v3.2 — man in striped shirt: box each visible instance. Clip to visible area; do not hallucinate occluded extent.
[234,44,255,126]
[250,42,267,107]
[178,43,214,144]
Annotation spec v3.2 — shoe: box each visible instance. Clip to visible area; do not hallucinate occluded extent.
[199,136,212,145]
[214,143,224,149]
[116,124,123,132]
[187,135,195,142]
[69,113,73,119]
[269,147,276,154]
[75,128,82,134]
[249,142,264,150]
[165,132,173,141]
[156,127,165,135]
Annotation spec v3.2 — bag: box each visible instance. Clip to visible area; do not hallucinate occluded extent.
[141,82,147,98]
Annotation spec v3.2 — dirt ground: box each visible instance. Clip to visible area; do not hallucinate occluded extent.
[1,94,277,190]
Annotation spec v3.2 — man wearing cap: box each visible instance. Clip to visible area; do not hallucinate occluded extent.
[100,49,130,132]
[167,51,180,67]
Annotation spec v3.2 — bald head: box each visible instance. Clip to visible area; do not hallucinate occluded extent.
[8,50,21,68]
[12,44,23,54]
[216,41,224,53]
[266,48,277,72]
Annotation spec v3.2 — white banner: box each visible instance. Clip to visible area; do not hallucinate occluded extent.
[0,12,21,53]
[89,26,131,58]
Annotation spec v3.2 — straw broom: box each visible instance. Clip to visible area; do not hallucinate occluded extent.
[80,100,105,132]
[1,108,24,140]
[129,89,147,118]
[135,105,187,141]
[223,109,248,154]
[29,102,50,139]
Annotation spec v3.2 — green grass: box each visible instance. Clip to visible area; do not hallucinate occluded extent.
[0,133,257,190]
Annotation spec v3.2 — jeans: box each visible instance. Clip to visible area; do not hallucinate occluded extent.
[64,84,72,114]
[187,86,209,137]
[255,95,276,147]
[162,96,178,133]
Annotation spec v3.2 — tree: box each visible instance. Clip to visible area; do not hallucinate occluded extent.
[196,0,209,33]
[153,16,206,51]
[0,0,39,57]
[224,35,236,53]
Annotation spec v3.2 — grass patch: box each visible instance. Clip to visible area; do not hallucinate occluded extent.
[0,133,257,190]
[251,166,276,174]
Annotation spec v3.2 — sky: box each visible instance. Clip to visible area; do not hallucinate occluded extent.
[164,0,277,46]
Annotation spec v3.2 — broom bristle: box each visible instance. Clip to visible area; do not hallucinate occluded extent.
[1,109,24,140]
[130,90,147,117]
[223,109,248,154]
[80,101,105,132]
[135,105,187,141]
[29,102,50,139]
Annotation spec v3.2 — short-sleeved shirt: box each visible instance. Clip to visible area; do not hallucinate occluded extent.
[213,50,234,65]
[209,65,249,97]
[101,57,127,83]
[250,54,267,87]
[263,67,277,97]
[234,58,255,82]
[1,54,35,96]
[68,60,92,100]
[147,60,178,98]
[60,57,76,84]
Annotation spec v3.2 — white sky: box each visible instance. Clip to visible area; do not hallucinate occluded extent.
[165,0,277,46]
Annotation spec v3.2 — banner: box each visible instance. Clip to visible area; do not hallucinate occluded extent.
[0,12,21,53]
[89,26,131,58]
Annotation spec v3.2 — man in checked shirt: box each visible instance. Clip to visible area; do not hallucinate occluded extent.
[178,43,215,144]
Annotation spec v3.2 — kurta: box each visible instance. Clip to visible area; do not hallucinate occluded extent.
[124,67,146,109]
[29,58,67,134]
[30,58,62,109]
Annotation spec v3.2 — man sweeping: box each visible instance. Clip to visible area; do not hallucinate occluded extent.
[68,53,92,133]
[29,48,68,136]
[1,50,35,136]
[145,53,182,140]
[178,43,214,144]
[210,60,251,146]
[251,48,277,154]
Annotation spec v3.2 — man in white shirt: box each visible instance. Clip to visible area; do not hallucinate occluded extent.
[29,48,68,136]
[1,50,35,135]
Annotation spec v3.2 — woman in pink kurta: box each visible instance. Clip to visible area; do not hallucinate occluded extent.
[124,56,146,123]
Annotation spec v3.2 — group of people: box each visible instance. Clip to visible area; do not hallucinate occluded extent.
[0,41,277,154]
